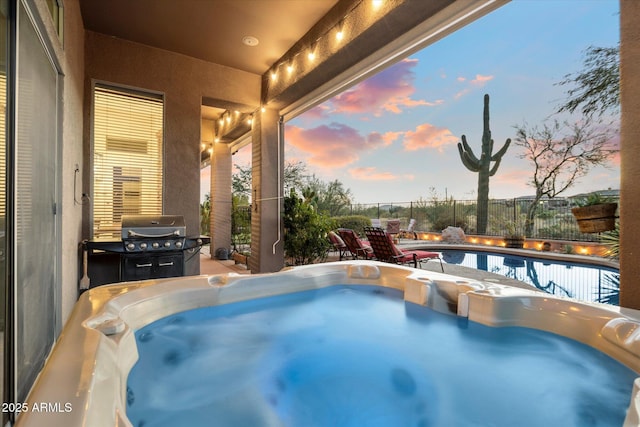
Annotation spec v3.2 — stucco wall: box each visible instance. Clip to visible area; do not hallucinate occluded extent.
[83,31,261,237]
[59,0,85,325]
[620,0,640,308]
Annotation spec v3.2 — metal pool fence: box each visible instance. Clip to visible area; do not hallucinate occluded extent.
[230,196,619,246]
[344,196,619,242]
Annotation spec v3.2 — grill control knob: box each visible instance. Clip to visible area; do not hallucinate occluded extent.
[164,241,171,248]
[175,241,183,248]
[139,242,148,250]
[126,243,135,251]
[152,242,160,249]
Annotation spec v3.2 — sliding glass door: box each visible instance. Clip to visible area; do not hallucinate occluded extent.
[14,0,59,403]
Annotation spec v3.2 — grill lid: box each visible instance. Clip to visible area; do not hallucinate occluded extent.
[121,215,186,239]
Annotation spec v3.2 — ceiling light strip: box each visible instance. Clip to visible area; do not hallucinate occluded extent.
[280,0,508,121]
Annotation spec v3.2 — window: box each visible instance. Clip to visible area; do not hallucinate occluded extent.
[45,0,63,42]
[92,85,163,239]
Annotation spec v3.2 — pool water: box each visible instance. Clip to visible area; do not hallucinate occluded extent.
[440,250,619,304]
[126,285,636,427]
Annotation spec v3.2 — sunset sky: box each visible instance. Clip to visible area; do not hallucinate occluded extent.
[204,0,620,204]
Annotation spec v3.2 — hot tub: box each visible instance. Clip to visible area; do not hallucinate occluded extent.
[14,261,640,426]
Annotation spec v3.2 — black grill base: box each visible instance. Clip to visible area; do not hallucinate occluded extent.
[121,252,184,282]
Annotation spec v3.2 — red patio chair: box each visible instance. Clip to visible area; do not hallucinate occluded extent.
[337,228,375,260]
[328,230,349,261]
[386,219,401,240]
[364,227,443,271]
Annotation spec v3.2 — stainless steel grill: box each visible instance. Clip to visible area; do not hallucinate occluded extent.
[121,215,186,253]
[84,214,209,288]
[120,215,189,282]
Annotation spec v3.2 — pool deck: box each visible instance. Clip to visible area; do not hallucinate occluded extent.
[197,240,611,293]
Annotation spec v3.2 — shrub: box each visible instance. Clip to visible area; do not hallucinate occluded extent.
[284,189,335,265]
[332,215,371,235]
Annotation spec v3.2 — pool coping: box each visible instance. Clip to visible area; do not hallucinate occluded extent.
[402,242,620,270]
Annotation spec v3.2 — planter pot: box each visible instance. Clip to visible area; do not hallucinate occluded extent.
[504,236,525,249]
[571,203,617,233]
[232,252,248,265]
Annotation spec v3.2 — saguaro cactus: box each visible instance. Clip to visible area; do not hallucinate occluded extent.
[457,94,511,235]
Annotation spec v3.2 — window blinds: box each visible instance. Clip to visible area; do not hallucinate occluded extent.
[92,85,164,239]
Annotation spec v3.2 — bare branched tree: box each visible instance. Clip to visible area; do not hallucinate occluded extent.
[513,118,618,236]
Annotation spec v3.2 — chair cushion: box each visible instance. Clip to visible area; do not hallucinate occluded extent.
[356,238,373,253]
[329,231,346,247]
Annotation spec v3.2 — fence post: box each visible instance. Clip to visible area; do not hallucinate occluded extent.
[453,200,457,226]
[513,198,517,222]
[377,203,380,219]
[410,201,413,219]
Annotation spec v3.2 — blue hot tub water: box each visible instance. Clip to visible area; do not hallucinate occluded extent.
[126,285,636,427]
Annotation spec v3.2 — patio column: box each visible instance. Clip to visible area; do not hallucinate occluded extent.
[620,0,640,309]
[249,108,285,273]
[209,140,232,258]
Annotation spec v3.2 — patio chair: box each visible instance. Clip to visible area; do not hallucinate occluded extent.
[337,228,375,260]
[328,230,349,261]
[386,219,401,237]
[364,227,443,271]
[400,218,418,240]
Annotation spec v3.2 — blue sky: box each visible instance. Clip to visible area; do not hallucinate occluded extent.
[222,0,620,204]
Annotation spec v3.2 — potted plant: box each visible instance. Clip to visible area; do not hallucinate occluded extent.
[571,193,618,233]
[503,220,525,249]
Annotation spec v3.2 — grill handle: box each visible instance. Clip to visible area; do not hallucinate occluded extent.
[127,230,181,238]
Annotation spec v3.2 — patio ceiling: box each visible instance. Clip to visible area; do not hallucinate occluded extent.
[79,0,341,76]
[80,0,508,151]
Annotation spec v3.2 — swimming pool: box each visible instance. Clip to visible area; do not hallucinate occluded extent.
[438,249,619,304]
[13,261,640,427]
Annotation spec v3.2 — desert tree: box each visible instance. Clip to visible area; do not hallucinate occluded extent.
[556,44,619,118]
[513,118,618,236]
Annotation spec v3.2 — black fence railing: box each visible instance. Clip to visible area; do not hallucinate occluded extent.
[229,197,619,247]
[344,197,619,242]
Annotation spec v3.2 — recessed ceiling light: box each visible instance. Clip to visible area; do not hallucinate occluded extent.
[242,36,259,47]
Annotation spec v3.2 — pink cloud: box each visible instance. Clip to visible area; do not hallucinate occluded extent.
[454,74,495,99]
[349,167,415,181]
[368,131,401,147]
[349,167,397,181]
[301,104,331,120]
[329,58,441,116]
[471,74,494,85]
[402,123,458,151]
[491,169,535,194]
[286,123,388,168]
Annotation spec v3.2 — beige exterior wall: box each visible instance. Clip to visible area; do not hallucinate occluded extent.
[82,31,261,238]
[58,0,86,325]
[210,141,232,255]
[249,108,284,273]
[620,0,640,309]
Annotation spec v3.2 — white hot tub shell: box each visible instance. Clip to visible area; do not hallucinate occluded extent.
[13,261,640,426]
